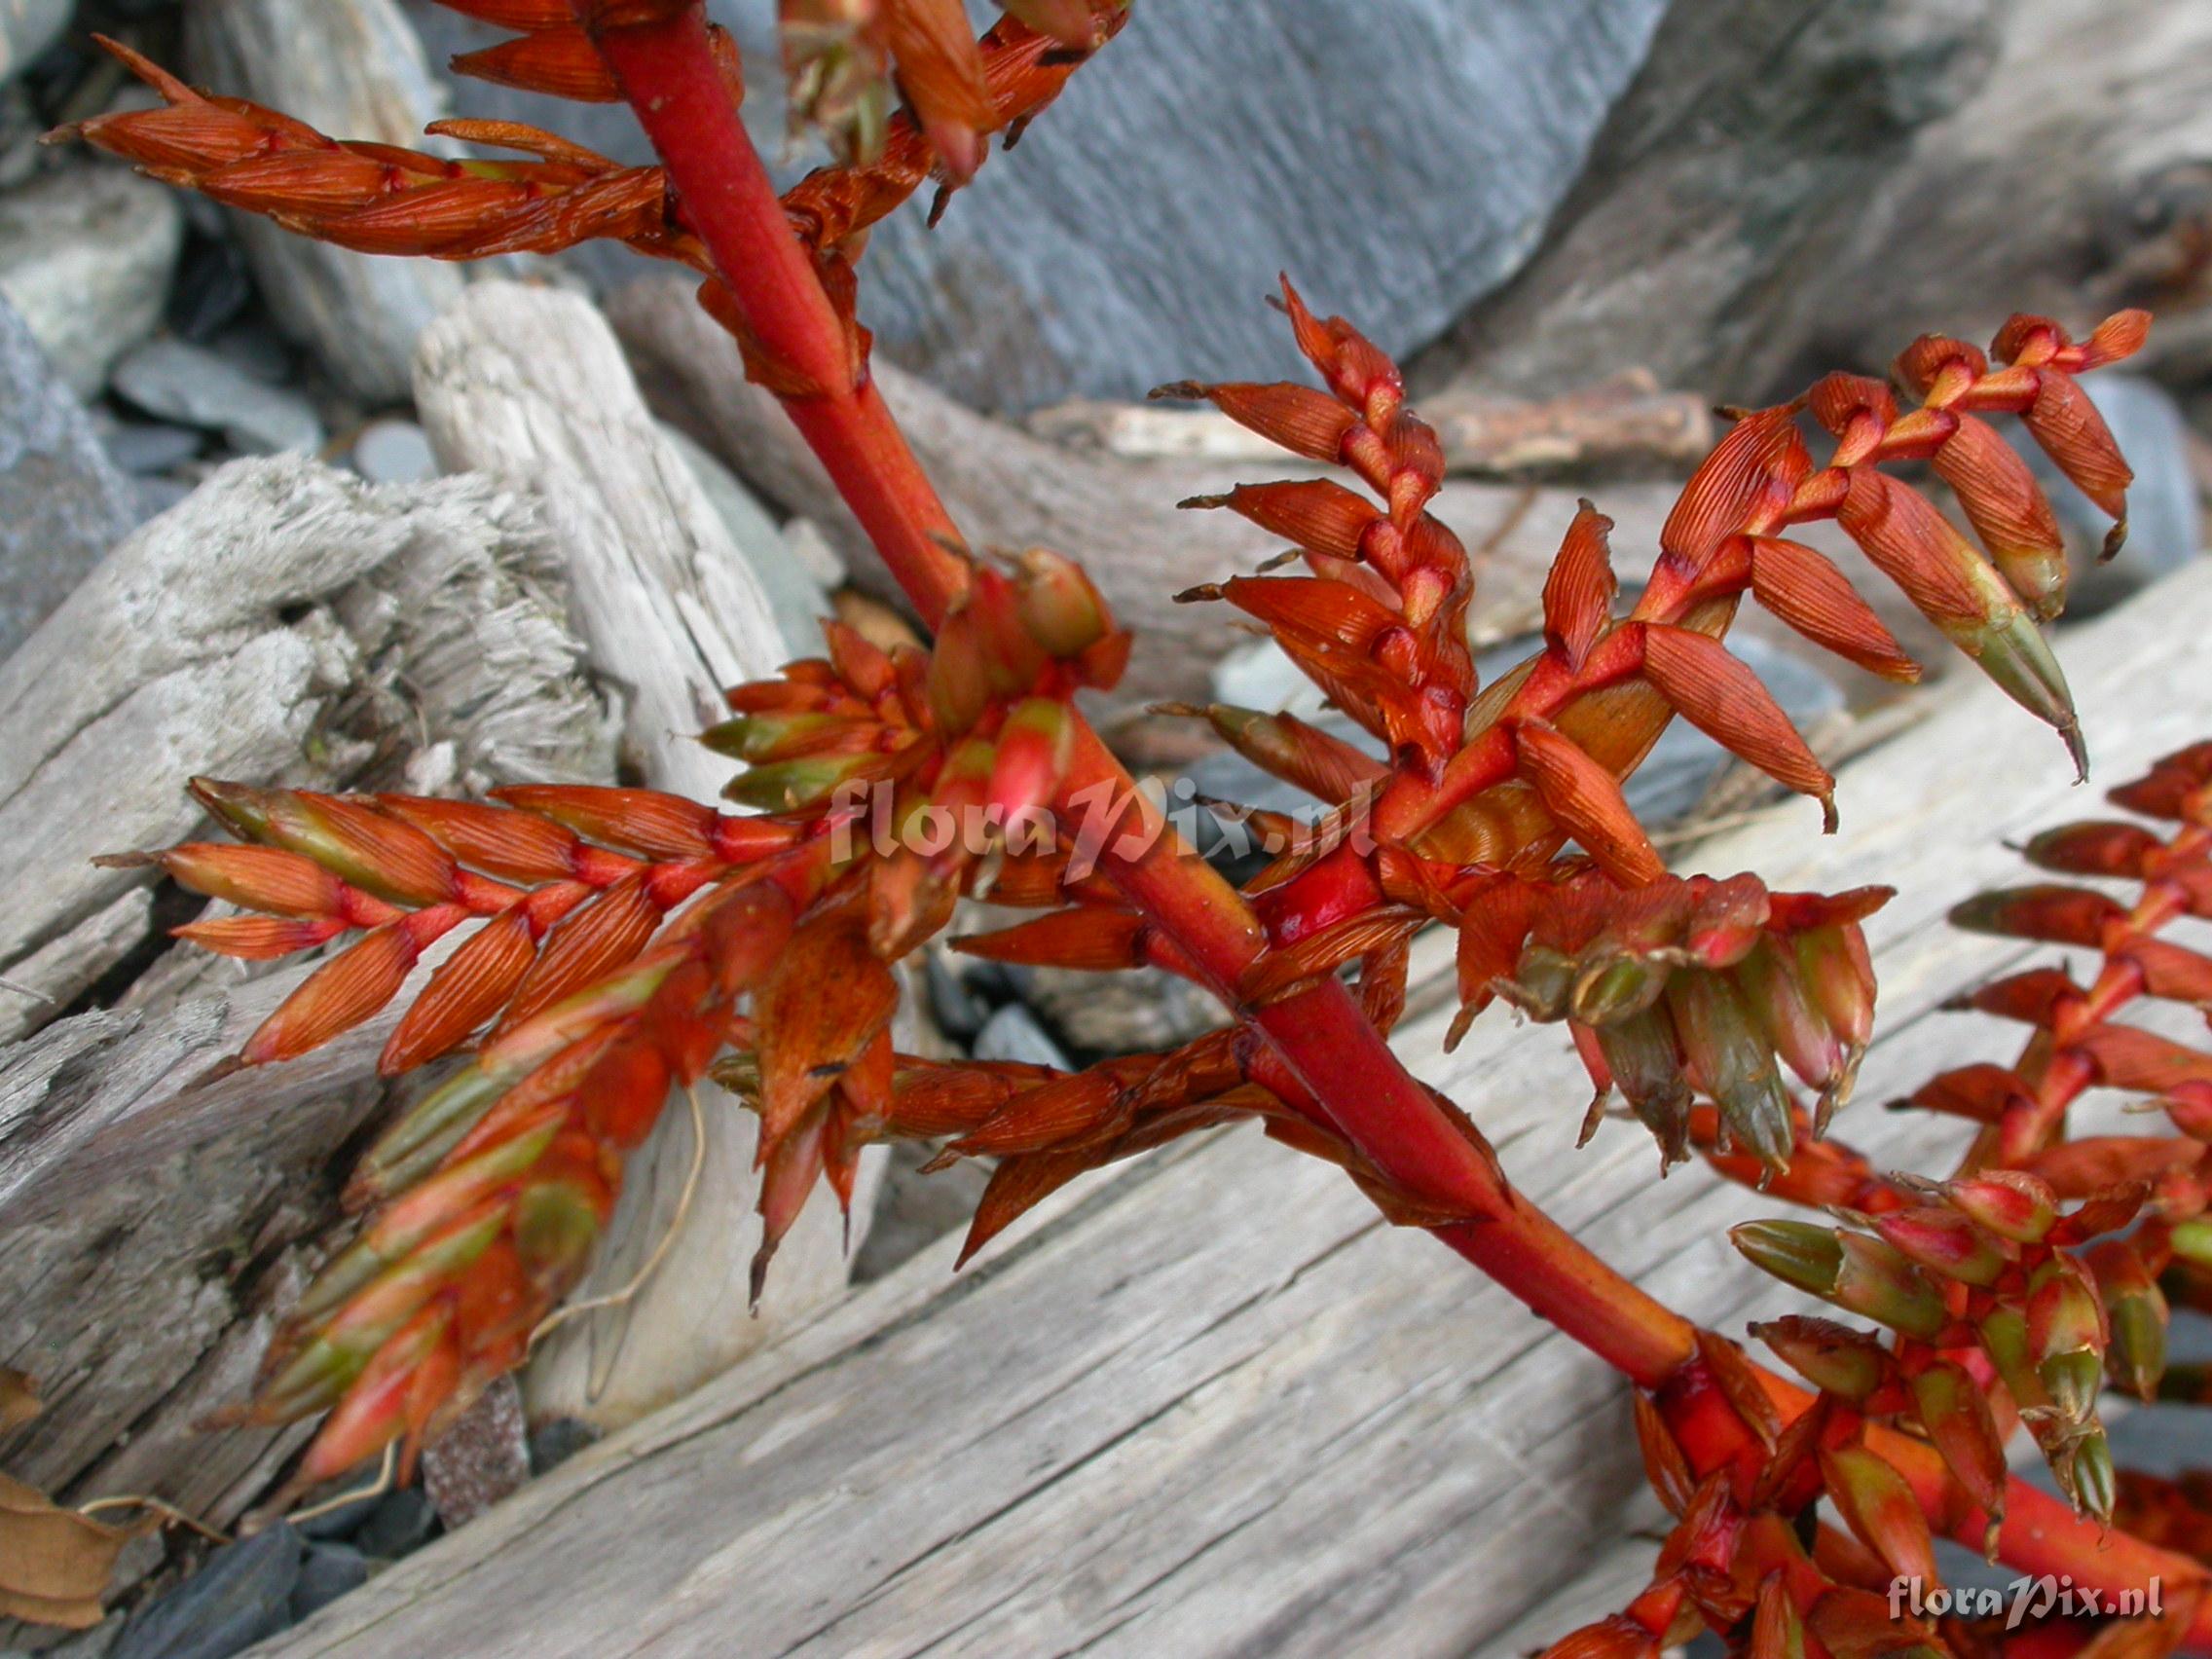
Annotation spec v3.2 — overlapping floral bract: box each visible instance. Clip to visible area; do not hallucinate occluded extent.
[1545,745,2212,1659]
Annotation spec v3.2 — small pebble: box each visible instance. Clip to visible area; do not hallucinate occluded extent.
[110,1523,301,1659]
[925,949,990,1042]
[973,1002,1072,1071]
[112,339,323,456]
[350,418,437,486]
[421,1375,529,1530]
[101,420,203,476]
[207,317,294,387]
[350,1487,436,1561]
[289,1543,369,1622]
[167,235,255,344]
[527,1417,601,1476]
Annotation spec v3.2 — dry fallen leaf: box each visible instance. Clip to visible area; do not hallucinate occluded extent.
[0,1366,40,1433]
[0,1471,146,1629]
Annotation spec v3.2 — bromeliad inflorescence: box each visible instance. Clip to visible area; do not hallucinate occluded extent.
[44,1,2212,1651]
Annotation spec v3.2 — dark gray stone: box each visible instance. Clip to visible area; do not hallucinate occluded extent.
[0,0,71,88]
[973,1001,1071,1072]
[0,163,184,397]
[100,420,203,476]
[925,948,990,1042]
[0,297,136,659]
[526,1417,600,1476]
[288,1544,369,1622]
[168,233,256,344]
[111,1524,302,1659]
[350,1487,436,1560]
[112,339,325,456]
[411,0,1668,411]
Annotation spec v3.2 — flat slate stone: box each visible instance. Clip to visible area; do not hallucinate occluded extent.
[409,0,1668,410]
[0,296,136,660]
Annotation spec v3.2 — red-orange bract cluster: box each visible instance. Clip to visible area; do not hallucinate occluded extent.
[1652,742,2212,1653]
[108,540,1139,1490]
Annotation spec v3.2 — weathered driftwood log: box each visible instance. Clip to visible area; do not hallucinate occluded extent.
[1025,371,1714,480]
[248,556,2212,1657]
[0,458,609,1043]
[607,276,1686,705]
[0,457,608,1569]
[1423,0,2212,401]
[182,0,467,403]
[2,952,443,1539]
[415,279,867,1430]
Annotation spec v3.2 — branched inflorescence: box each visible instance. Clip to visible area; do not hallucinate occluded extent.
[1561,744,2212,1657]
[50,1,2212,1650]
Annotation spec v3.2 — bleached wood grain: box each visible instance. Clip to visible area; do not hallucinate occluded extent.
[252,565,2212,1657]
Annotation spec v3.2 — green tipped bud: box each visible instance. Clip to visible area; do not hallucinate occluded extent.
[722,751,889,813]
[1014,547,1113,658]
[700,711,871,763]
[1571,953,1671,1027]
[513,1180,604,1291]
[1502,944,1577,1022]
[1733,938,1847,1102]
[1833,1232,1951,1339]
[2086,1241,2167,1402]
[1752,1314,1891,1403]
[2070,1426,2117,1523]
[1668,973,1793,1168]
[1872,1205,2009,1288]
[2029,1259,2109,1422]
[1734,1220,1844,1297]
[1593,1011,1692,1165]
[1942,1169,2057,1243]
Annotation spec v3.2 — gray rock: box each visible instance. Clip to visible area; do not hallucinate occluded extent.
[113,339,325,456]
[350,418,436,486]
[851,1139,993,1283]
[661,421,829,656]
[0,164,184,398]
[409,0,1665,411]
[100,420,202,476]
[973,1001,1071,1072]
[208,316,295,387]
[2024,375,2202,617]
[420,1374,529,1530]
[1011,963,1226,1056]
[925,948,990,1042]
[182,0,467,402]
[1428,0,2004,399]
[0,0,71,87]
[1208,637,1327,720]
[0,297,136,659]
[526,1417,600,1476]
[168,234,255,344]
[289,1543,369,1622]
[131,475,194,521]
[111,1523,302,1659]
[351,1487,436,1560]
